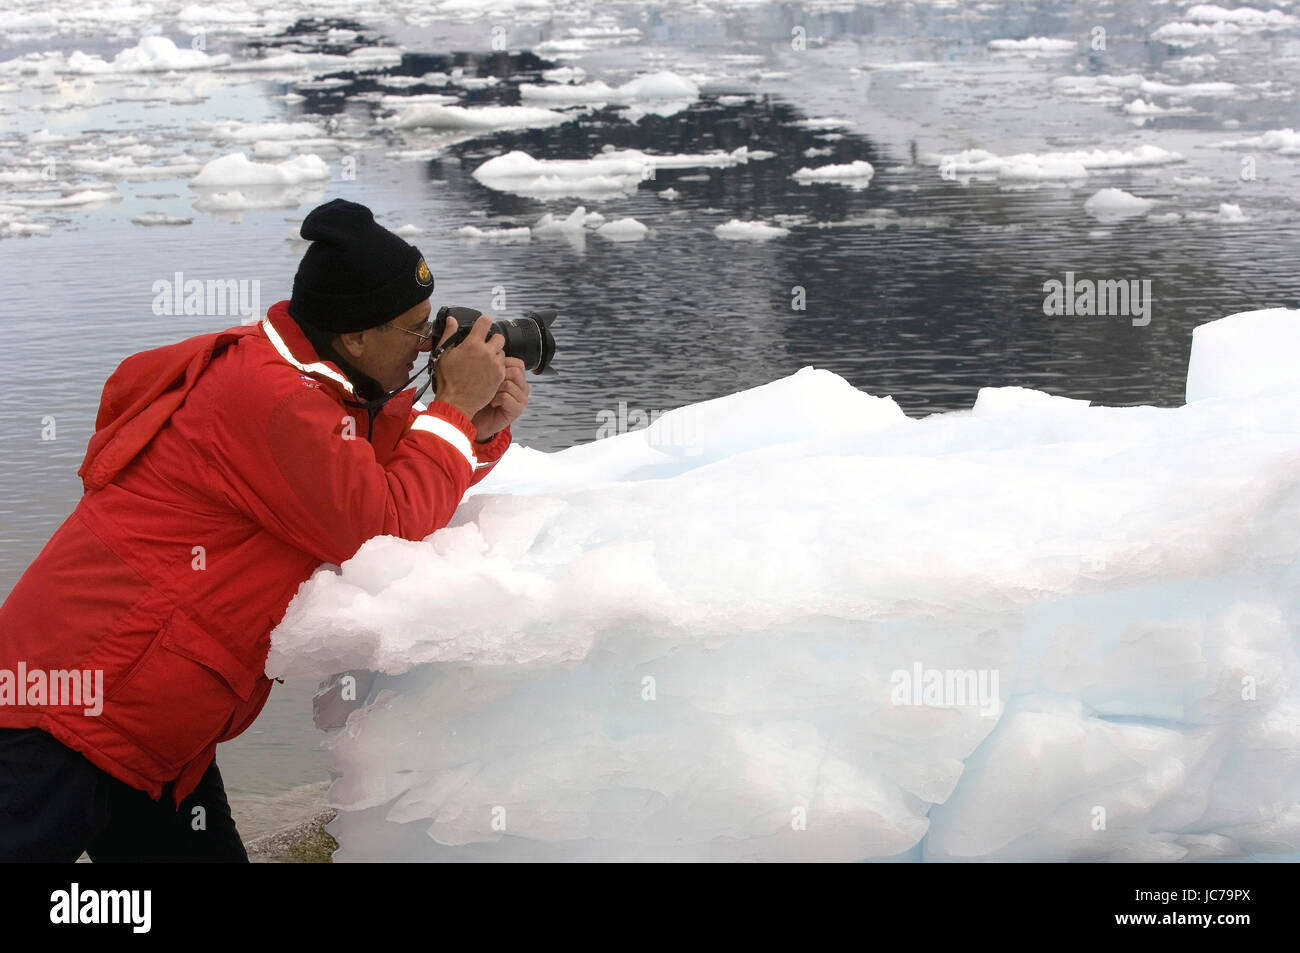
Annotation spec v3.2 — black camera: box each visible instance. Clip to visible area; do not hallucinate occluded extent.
[432,305,557,375]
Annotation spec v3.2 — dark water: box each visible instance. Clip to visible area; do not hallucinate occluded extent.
[2,0,1299,821]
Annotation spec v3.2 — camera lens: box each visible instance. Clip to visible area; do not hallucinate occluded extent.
[431,305,557,374]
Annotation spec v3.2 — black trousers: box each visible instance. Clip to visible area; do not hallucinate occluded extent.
[0,727,248,862]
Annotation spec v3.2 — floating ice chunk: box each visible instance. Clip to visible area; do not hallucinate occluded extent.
[541,66,586,83]
[714,219,790,240]
[988,37,1077,53]
[1036,145,1181,170]
[862,60,941,71]
[1083,187,1156,218]
[473,153,640,199]
[567,25,641,39]
[1052,74,1145,98]
[1185,202,1249,223]
[620,100,695,122]
[224,48,400,73]
[536,38,594,54]
[8,188,119,206]
[791,116,854,129]
[197,120,327,142]
[379,104,572,131]
[52,37,231,74]
[651,146,760,169]
[296,77,351,90]
[176,3,270,27]
[532,206,599,234]
[656,188,680,200]
[189,152,330,187]
[1153,22,1240,41]
[1123,98,1192,115]
[377,93,459,110]
[596,217,648,241]
[1186,307,1300,401]
[791,160,875,185]
[274,310,1300,861]
[1184,4,1297,25]
[378,74,447,89]
[1215,202,1248,223]
[472,147,754,199]
[27,128,69,144]
[393,224,423,236]
[521,70,699,106]
[3,221,52,236]
[1212,128,1300,154]
[617,71,699,100]
[1138,78,1239,97]
[1171,52,1220,69]
[70,155,204,178]
[454,225,531,243]
[453,76,498,90]
[518,80,617,103]
[131,212,193,226]
[0,169,56,184]
[933,145,1182,181]
[192,188,323,211]
[531,206,601,250]
[1153,6,1295,41]
[251,141,295,159]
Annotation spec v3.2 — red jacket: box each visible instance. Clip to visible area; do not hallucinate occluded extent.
[0,300,509,805]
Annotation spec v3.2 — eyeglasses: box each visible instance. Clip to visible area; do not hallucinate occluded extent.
[389,318,434,344]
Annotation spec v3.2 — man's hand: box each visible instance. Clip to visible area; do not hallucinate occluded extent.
[472,356,530,442]
[434,314,506,422]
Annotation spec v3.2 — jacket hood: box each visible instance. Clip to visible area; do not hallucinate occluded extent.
[79,303,362,493]
[79,325,259,492]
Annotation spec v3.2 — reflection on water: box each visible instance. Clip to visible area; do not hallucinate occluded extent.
[2,0,1300,827]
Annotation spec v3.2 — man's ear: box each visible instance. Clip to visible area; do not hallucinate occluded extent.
[335,330,366,360]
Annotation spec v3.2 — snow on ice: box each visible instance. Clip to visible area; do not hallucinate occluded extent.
[931,146,1184,182]
[791,160,875,185]
[1084,187,1157,219]
[713,219,791,240]
[471,146,759,199]
[269,300,1300,860]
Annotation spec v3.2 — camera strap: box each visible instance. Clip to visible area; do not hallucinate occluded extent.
[344,341,455,441]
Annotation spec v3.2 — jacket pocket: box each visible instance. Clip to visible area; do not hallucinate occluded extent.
[160,609,262,702]
[101,608,265,774]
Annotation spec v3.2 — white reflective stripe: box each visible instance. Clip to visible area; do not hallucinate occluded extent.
[261,317,354,394]
[410,414,476,469]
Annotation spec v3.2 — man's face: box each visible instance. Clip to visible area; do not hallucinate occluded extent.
[335,299,432,393]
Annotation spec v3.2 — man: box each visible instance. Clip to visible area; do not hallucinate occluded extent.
[0,198,529,861]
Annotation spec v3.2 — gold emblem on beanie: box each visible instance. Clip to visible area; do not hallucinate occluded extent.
[415,257,433,287]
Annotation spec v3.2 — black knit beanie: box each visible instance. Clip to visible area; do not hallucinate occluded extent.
[289,199,434,333]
